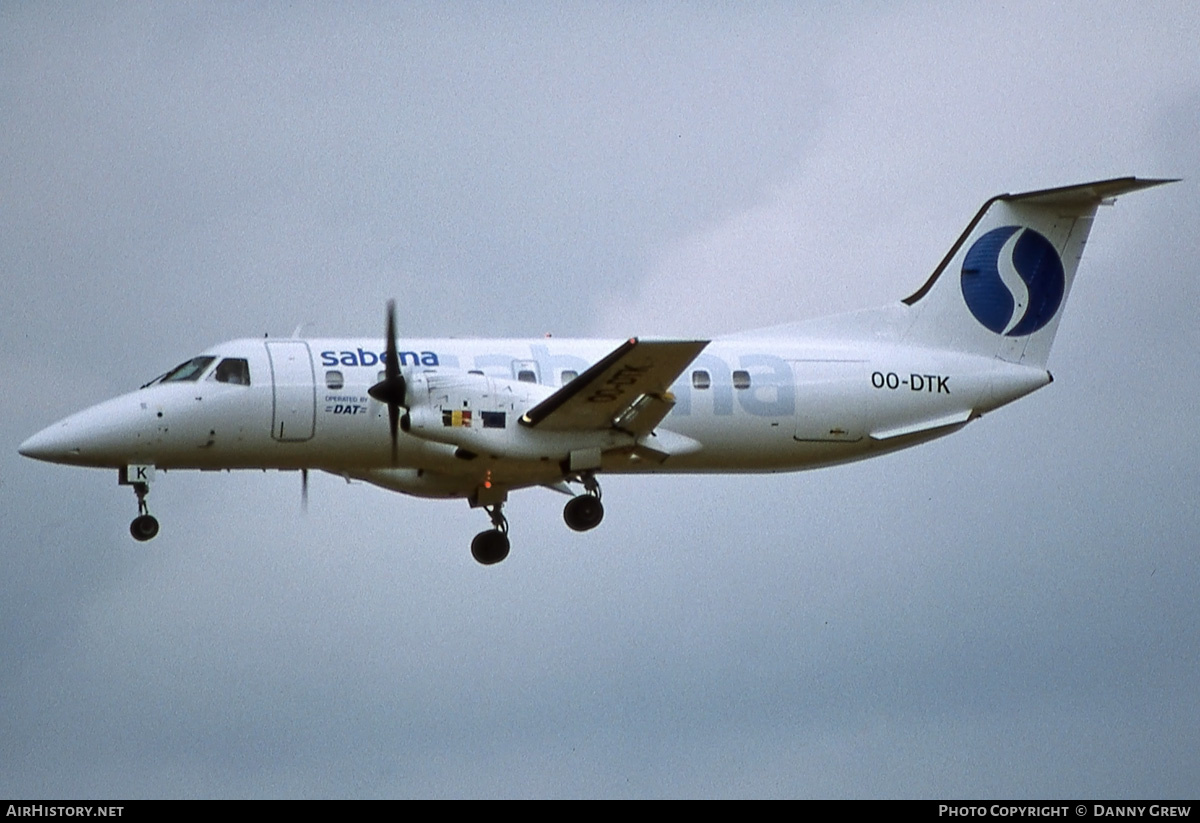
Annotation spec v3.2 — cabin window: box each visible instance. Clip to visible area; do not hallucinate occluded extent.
[469,369,484,376]
[517,369,537,383]
[692,370,711,390]
[482,411,507,429]
[732,370,751,390]
[325,370,344,390]
[213,358,251,386]
[160,356,216,383]
[561,370,578,384]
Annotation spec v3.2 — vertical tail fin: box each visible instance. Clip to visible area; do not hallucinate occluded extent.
[902,177,1175,366]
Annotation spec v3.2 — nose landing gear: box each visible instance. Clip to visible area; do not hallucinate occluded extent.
[129,481,159,542]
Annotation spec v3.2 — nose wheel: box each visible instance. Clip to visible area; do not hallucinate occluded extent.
[129,481,159,542]
[130,513,160,541]
[471,503,510,565]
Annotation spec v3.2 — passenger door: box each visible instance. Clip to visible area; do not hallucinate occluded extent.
[266,341,316,441]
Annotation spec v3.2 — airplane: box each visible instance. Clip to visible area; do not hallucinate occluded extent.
[19,176,1173,565]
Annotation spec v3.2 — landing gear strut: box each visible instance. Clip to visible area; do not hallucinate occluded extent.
[563,474,604,532]
[471,503,510,565]
[129,482,159,542]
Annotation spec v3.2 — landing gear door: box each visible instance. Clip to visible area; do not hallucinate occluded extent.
[266,340,316,441]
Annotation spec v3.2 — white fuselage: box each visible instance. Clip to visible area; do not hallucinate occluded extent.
[20,332,1050,498]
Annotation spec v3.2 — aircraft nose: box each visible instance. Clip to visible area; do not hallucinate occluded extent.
[19,393,151,467]
[19,421,84,463]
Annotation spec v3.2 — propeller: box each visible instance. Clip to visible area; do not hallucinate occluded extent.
[367,299,408,464]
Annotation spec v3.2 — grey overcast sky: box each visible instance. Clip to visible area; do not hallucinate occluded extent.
[2,2,1198,798]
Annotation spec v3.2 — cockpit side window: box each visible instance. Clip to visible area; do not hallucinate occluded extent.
[213,358,251,386]
[159,356,216,383]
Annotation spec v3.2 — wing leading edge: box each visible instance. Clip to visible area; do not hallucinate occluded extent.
[519,337,709,434]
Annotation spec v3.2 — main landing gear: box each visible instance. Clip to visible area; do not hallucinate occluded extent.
[468,475,605,565]
[471,504,510,565]
[129,481,159,542]
[563,474,604,532]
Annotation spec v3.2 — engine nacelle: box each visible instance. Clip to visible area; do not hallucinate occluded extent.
[404,371,633,461]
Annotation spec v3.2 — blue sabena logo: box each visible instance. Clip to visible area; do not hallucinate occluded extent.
[960,226,1064,336]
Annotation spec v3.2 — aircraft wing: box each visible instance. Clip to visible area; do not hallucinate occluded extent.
[519,338,708,433]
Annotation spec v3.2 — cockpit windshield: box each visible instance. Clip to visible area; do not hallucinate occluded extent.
[154,356,216,385]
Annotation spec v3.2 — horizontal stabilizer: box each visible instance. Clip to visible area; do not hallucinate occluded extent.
[1000,177,1179,207]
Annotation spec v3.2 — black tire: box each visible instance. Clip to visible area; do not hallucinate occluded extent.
[471,529,510,565]
[130,514,160,542]
[563,495,604,532]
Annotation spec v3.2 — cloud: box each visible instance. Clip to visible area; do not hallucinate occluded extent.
[598,2,1199,337]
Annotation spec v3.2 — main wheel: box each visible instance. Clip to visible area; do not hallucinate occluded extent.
[471,529,511,565]
[130,514,160,542]
[563,495,604,532]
